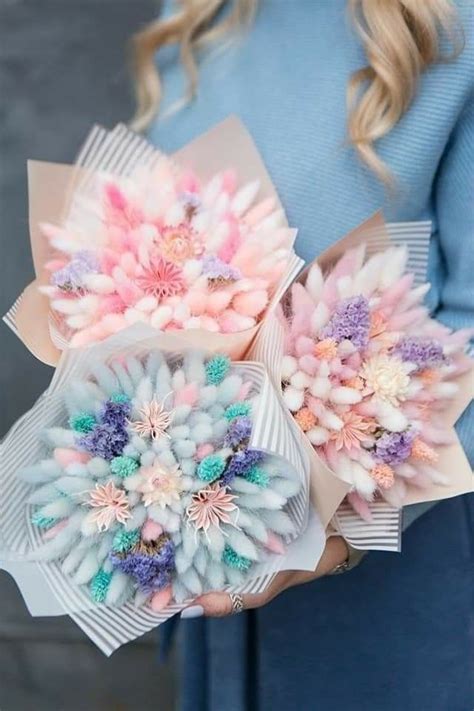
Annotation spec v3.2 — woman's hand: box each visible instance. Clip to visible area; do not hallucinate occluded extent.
[181,536,349,618]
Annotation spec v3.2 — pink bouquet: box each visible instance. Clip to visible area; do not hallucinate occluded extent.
[5,119,300,364]
[280,234,473,522]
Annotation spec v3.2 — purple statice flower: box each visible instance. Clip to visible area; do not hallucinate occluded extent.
[224,416,253,448]
[322,295,370,350]
[374,429,416,466]
[392,337,445,372]
[77,423,129,461]
[99,398,132,427]
[52,251,99,292]
[221,449,266,486]
[110,536,175,592]
[201,255,242,282]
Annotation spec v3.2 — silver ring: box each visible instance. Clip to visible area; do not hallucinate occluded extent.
[229,592,245,614]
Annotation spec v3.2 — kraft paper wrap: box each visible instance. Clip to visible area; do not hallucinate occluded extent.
[9,117,300,366]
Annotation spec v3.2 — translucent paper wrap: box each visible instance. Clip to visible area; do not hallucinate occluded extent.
[0,324,324,655]
[4,117,303,364]
[250,214,473,552]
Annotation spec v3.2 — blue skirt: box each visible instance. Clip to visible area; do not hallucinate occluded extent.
[179,496,474,711]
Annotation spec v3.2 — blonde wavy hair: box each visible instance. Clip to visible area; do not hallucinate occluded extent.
[131,0,460,182]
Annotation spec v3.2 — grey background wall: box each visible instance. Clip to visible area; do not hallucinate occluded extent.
[0,1,178,708]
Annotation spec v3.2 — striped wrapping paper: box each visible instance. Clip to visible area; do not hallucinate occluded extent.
[0,323,325,655]
[250,219,434,553]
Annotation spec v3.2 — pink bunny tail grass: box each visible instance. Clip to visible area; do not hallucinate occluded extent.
[54,448,90,467]
[264,531,286,555]
[196,443,215,460]
[388,306,427,331]
[378,273,414,312]
[177,171,200,194]
[186,290,208,316]
[174,382,199,407]
[346,491,373,523]
[298,354,319,376]
[221,169,237,194]
[43,519,69,540]
[233,290,268,318]
[104,182,128,211]
[141,519,163,542]
[243,197,276,227]
[237,381,253,401]
[289,283,315,341]
[295,336,316,357]
[219,310,255,333]
[217,220,242,263]
[98,294,126,316]
[150,586,173,612]
[205,290,232,317]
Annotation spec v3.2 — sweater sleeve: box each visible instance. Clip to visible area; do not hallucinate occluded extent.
[433,94,474,466]
[402,93,474,533]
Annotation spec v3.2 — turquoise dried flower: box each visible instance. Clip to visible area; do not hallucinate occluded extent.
[205,355,230,385]
[110,455,139,479]
[90,569,112,603]
[112,528,141,553]
[31,511,56,529]
[69,412,96,434]
[222,545,252,572]
[225,402,251,421]
[197,454,226,482]
[110,393,130,404]
[244,466,269,488]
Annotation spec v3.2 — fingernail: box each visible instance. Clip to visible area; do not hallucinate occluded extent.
[180,605,204,619]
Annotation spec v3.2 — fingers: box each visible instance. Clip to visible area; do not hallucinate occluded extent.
[180,537,349,619]
[181,570,294,619]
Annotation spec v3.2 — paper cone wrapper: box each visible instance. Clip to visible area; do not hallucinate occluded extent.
[4,117,302,366]
[0,323,324,655]
[250,214,473,552]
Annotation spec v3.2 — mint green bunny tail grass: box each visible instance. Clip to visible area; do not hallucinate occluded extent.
[225,402,251,421]
[222,545,252,572]
[205,355,230,385]
[90,569,112,603]
[68,412,96,434]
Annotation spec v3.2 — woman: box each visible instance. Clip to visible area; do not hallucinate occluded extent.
[132,2,473,709]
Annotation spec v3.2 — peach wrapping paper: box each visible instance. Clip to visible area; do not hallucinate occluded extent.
[250,213,473,551]
[5,117,301,366]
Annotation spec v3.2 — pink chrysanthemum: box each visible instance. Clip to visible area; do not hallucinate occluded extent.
[159,223,204,264]
[86,480,131,531]
[186,483,239,533]
[330,411,375,451]
[129,398,174,440]
[137,258,185,299]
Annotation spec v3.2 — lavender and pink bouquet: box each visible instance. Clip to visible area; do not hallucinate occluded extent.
[280,239,472,522]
